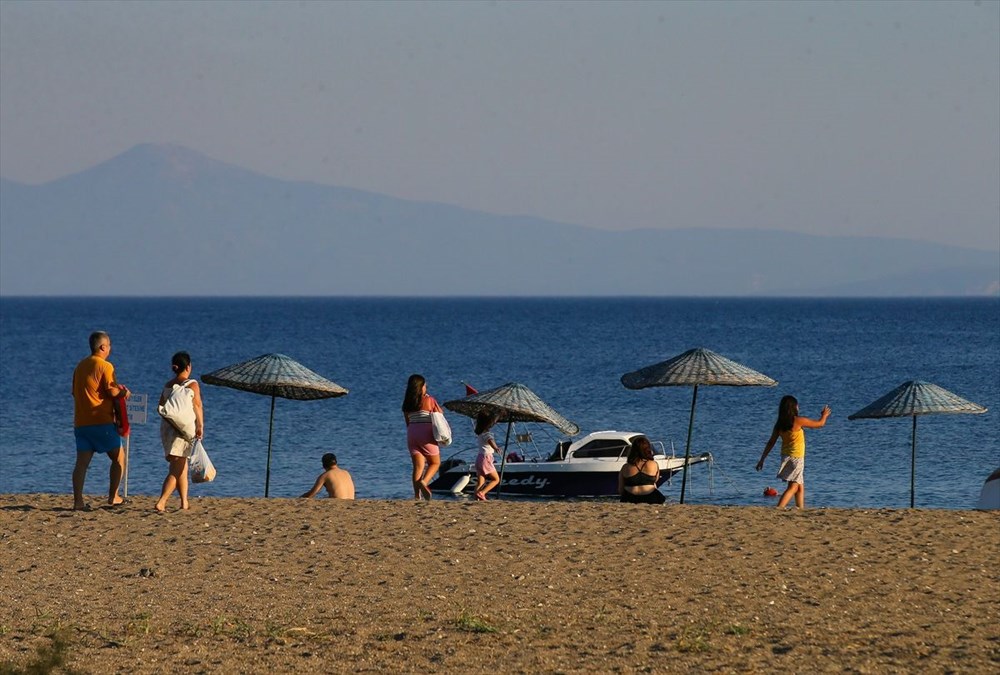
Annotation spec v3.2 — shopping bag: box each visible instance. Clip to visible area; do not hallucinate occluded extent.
[430,411,452,447]
[189,439,216,483]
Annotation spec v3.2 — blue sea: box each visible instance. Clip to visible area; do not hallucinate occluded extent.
[1,297,997,509]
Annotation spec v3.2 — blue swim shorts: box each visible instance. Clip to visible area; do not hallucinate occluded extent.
[74,424,123,455]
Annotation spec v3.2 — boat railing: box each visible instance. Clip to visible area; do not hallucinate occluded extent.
[651,440,671,458]
[439,445,477,468]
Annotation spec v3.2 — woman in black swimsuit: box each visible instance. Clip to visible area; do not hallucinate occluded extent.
[618,437,666,504]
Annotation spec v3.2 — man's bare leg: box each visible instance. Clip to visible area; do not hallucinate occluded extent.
[73,451,94,510]
[107,447,125,505]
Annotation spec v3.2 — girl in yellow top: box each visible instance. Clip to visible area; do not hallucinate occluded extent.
[756,395,830,509]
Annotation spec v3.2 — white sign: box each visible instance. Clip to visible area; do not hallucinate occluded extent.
[127,393,148,424]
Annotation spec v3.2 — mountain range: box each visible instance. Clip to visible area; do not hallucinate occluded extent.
[1,143,997,296]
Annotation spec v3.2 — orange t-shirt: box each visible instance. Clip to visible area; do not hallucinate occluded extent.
[73,356,116,427]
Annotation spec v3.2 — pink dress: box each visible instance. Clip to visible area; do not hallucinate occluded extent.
[406,395,440,458]
[475,430,497,476]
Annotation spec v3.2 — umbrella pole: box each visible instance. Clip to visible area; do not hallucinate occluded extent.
[910,416,917,509]
[265,395,275,498]
[679,384,699,505]
[495,421,513,499]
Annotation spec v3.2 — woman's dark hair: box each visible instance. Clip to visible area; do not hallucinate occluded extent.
[475,410,498,435]
[402,374,426,413]
[171,351,191,374]
[626,436,655,465]
[775,395,798,432]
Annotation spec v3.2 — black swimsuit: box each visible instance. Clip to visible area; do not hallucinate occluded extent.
[623,471,658,487]
[620,462,666,504]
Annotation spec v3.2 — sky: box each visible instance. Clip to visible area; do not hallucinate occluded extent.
[1,0,998,251]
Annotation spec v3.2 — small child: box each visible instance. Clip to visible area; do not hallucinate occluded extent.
[300,453,356,500]
[474,411,501,501]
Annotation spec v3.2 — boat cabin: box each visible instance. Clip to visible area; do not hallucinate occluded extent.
[548,432,650,461]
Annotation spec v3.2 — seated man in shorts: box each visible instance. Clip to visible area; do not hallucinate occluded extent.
[72,331,130,510]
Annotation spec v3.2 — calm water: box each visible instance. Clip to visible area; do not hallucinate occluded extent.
[1,297,997,509]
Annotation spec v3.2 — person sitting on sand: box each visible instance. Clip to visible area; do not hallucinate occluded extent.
[618,437,666,504]
[756,395,830,510]
[301,453,355,500]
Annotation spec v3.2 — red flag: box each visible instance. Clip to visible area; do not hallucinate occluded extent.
[112,392,130,437]
[463,382,478,396]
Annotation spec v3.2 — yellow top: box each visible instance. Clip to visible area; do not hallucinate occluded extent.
[779,428,805,459]
[73,355,116,427]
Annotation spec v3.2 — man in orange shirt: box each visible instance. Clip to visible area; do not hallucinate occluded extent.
[72,331,130,510]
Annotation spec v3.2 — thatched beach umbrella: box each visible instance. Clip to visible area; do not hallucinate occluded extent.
[848,380,987,508]
[444,382,579,497]
[621,347,777,504]
[202,353,348,497]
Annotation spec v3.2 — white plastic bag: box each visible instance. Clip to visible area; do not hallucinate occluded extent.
[158,381,196,441]
[189,439,216,483]
[430,411,452,447]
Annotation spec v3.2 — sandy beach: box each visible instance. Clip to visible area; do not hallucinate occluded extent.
[1,493,997,673]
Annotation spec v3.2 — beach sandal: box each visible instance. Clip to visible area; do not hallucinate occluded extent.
[475,492,487,501]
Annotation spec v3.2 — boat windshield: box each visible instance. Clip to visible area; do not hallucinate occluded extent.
[571,438,630,459]
[548,441,572,461]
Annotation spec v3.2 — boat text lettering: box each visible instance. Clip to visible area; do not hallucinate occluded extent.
[502,476,550,490]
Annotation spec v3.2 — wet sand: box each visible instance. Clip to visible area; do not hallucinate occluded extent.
[1,493,998,673]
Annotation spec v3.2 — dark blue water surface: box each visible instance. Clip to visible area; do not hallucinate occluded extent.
[1,297,997,508]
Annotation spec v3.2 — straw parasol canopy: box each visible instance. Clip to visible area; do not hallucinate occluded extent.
[202,353,349,400]
[202,353,348,497]
[848,380,987,419]
[444,382,579,436]
[621,348,779,389]
[848,380,987,508]
[621,347,777,503]
[444,382,579,498]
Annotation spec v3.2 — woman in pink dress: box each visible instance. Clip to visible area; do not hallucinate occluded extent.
[402,374,443,500]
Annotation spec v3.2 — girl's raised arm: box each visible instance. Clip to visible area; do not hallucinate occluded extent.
[797,405,831,429]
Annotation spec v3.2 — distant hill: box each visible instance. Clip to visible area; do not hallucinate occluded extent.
[1,143,997,296]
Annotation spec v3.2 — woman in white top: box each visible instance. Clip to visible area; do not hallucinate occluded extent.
[154,351,204,512]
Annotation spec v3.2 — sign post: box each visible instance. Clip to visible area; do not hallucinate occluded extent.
[123,394,148,498]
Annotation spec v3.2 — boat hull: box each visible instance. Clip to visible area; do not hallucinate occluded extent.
[429,453,712,498]
[977,467,1000,510]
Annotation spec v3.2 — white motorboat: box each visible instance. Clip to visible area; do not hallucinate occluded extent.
[428,430,712,498]
[976,467,1000,510]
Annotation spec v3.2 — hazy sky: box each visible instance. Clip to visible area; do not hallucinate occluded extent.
[1,0,998,250]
